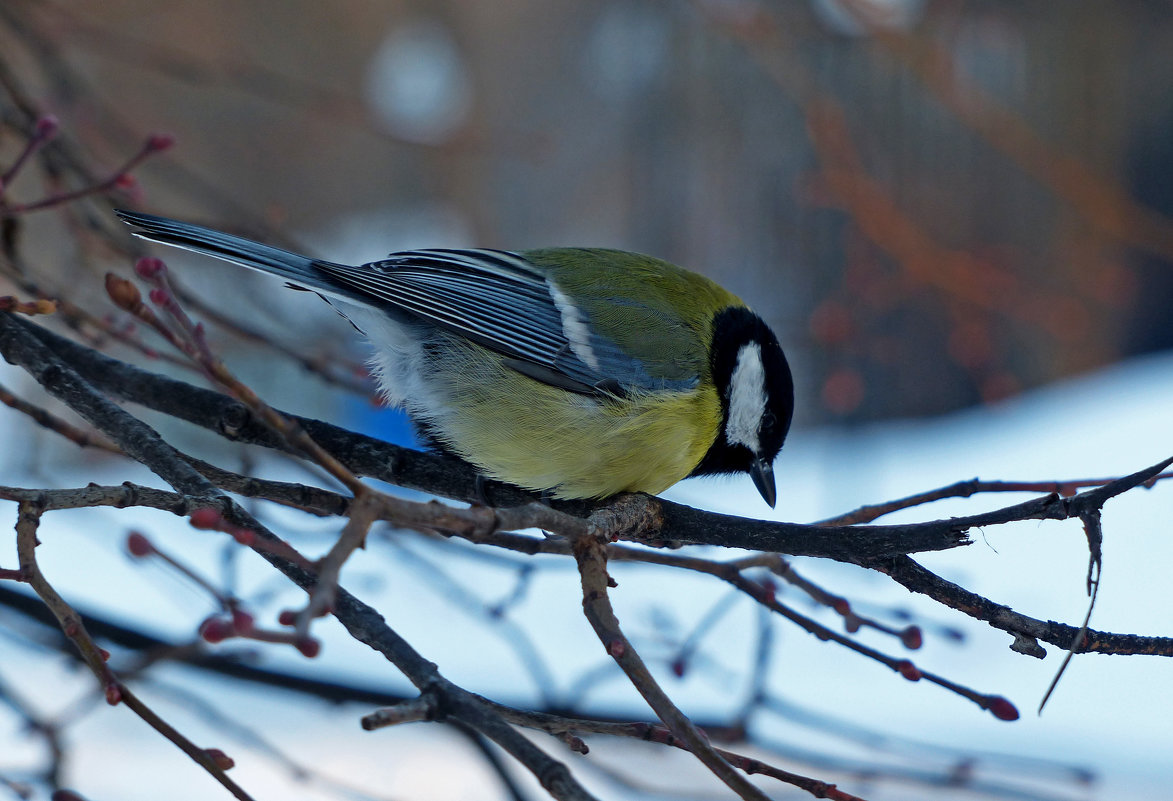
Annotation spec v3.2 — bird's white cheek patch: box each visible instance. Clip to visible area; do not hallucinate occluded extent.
[725,343,766,453]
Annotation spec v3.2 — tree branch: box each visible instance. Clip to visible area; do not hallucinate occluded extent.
[0,311,599,801]
[15,315,980,560]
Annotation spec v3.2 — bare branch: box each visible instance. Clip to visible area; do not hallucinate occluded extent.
[14,499,257,800]
[572,531,774,800]
[0,312,600,801]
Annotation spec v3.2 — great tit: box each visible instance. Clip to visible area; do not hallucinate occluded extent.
[115,210,794,506]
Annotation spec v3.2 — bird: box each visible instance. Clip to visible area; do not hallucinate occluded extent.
[116,209,794,507]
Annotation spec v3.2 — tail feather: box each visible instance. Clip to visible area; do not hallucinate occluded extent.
[115,209,344,296]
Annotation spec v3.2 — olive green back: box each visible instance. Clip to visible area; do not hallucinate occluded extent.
[522,248,743,383]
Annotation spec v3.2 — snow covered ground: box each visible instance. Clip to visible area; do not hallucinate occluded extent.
[0,349,1169,800]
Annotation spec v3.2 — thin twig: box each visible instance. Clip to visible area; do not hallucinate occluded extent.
[572,531,774,801]
[0,379,121,453]
[818,473,1173,526]
[14,499,257,800]
[0,312,599,801]
[1038,509,1103,714]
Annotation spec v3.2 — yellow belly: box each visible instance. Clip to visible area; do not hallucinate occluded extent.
[415,346,720,499]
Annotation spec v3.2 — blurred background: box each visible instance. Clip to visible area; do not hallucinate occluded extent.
[5,0,1173,426]
[1,2,1172,800]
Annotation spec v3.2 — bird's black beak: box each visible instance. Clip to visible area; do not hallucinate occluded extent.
[750,457,776,508]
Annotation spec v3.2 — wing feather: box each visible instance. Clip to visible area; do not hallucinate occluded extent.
[115,211,703,396]
[317,249,635,394]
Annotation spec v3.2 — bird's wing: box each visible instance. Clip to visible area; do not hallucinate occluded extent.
[318,249,694,397]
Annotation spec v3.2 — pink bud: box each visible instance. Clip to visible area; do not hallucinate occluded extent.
[896,660,921,681]
[189,508,222,529]
[203,747,235,771]
[900,625,923,650]
[199,616,232,644]
[126,531,154,557]
[35,115,59,139]
[295,637,321,658]
[986,696,1020,721]
[146,133,176,153]
[230,609,255,634]
[134,257,166,279]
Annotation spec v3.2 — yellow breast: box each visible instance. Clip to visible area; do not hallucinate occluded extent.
[414,342,720,499]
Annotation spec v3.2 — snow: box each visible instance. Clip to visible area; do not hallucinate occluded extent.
[0,350,1169,800]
